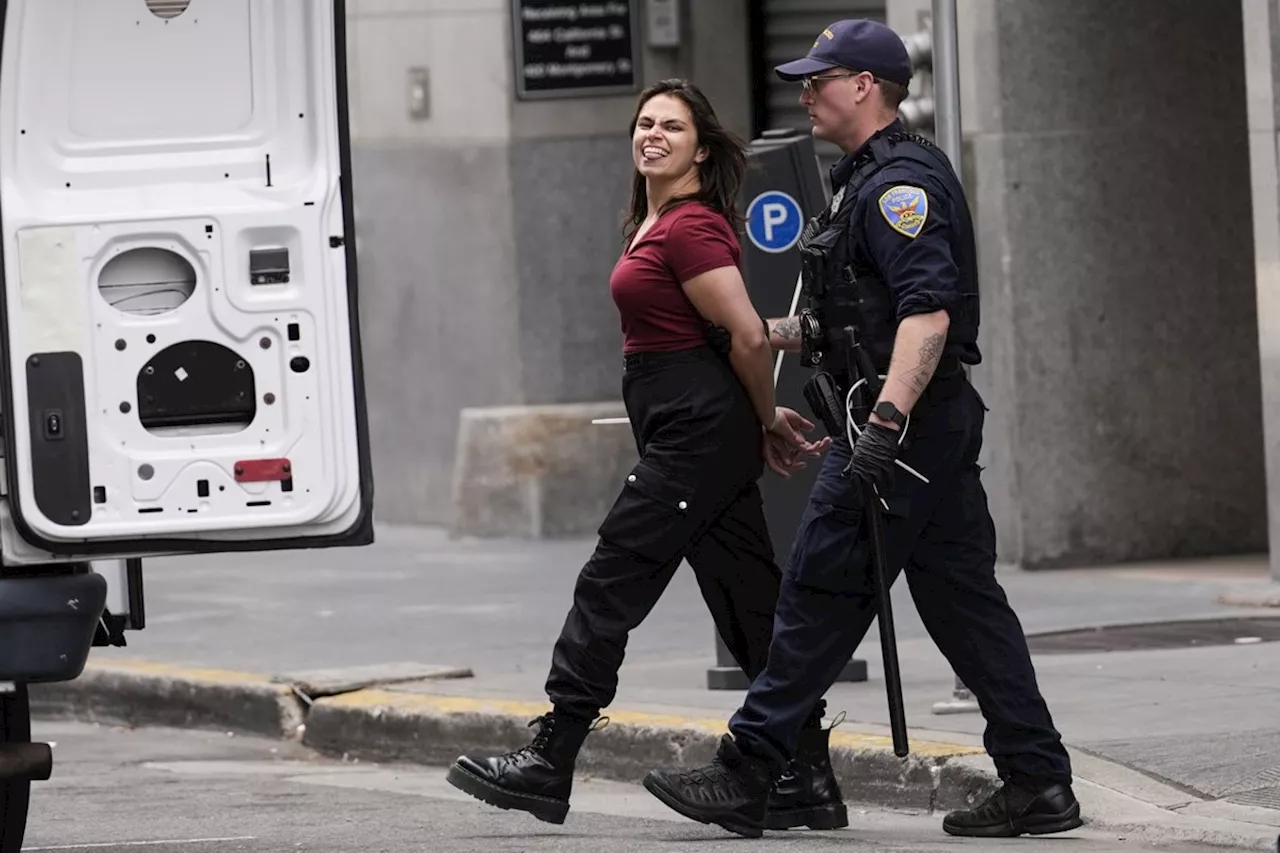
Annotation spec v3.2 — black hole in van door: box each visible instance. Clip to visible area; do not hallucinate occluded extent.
[136,341,256,434]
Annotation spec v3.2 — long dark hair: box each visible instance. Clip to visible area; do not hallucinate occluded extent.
[623,79,748,242]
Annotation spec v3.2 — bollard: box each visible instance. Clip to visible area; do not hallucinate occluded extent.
[708,632,867,690]
[706,127,868,690]
[931,674,980,715]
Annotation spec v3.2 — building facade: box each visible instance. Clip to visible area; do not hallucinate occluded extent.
[346,0,1280,577]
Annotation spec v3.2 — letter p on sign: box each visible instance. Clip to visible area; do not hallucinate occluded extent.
[763,203,788,241]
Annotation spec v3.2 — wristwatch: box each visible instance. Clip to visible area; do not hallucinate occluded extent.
[872,401,906,428]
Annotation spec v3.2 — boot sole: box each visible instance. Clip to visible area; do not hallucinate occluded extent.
[642,773,764,839]
[943,802,1084,838]
[765,802,850,831]
[445,762,570,825]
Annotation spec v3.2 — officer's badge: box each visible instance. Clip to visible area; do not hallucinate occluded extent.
[878,185,928,239]
[831,185,845,213]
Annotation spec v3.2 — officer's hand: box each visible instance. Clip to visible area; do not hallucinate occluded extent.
[847,421,901,492]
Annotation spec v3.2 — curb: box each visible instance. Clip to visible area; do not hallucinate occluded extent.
[29,660,305,739]
[302,688,996,812]
[28,660,996,813]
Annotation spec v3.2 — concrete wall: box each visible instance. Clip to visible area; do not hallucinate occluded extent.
[1244,0,1280,580]
[345,0,753,527]
[347,0,519,526]
[958,0,1267,568]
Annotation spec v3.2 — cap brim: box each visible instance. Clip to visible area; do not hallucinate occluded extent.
[774,56,839,81]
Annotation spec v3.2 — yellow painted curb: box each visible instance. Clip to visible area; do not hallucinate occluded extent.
[84,658,290,692]
[84,660,983,760]
[318,688,982,759]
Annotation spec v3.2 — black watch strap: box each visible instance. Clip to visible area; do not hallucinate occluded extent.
[873,401,906,427]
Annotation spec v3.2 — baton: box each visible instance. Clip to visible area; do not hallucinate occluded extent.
[842,326,909,758]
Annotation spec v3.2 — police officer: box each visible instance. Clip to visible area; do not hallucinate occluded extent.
[641,20,1082,840]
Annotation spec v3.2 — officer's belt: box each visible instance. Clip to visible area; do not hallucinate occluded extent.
[622,345,722,372]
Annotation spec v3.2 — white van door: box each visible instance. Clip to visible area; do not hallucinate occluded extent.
[0,0,373,562]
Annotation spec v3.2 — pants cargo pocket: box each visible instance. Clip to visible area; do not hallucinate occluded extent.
[598,460,702,564]
[786,500,874,596]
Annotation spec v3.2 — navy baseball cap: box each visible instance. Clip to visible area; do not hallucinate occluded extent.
[774,19,912,86]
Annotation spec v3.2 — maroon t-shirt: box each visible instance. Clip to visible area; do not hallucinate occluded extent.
[610,202,741,353]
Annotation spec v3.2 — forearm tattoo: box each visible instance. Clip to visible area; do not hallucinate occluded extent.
[772,317,801,341]
[905,332,946,392]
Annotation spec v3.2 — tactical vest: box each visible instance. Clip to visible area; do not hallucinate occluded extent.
[798,130,979,380]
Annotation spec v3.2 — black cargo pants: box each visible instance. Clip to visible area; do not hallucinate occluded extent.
[729,376,1073,788]
[545,346,797,721]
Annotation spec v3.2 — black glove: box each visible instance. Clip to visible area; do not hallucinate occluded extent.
[845,421,900,492]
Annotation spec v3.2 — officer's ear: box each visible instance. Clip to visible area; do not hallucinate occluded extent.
[853,71,877,105]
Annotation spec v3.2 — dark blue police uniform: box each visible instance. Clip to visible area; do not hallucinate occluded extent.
[727,119,1073,785]
[642,18,1082,841]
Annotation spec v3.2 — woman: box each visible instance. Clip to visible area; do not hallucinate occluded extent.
[445,79,841,831]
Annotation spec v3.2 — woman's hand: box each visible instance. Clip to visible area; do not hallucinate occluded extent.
[762,407,831,477]
[767,406,821,446]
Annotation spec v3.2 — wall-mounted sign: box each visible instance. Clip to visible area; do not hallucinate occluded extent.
[512,1,641,100]
[645,0,680,48]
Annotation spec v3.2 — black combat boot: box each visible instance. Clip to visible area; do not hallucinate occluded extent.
[643,734,775,838]
[445,711,601,825]
[765,721,848,830]
[942,779,1084,837]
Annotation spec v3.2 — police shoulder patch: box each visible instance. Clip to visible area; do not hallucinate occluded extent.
[877,185,929,239]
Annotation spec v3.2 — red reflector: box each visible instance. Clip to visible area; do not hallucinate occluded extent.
[234,458,292,482]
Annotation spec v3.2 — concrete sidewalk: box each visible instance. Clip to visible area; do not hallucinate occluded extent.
[29,524,1280,850]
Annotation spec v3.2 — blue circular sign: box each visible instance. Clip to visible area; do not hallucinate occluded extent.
[746,190,803,254]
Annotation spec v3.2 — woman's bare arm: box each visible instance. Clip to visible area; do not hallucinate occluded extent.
[681,265,777,427]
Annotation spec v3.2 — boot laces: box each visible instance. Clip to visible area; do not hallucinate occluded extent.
[506,713,609,763]
[677,755,736,789]
[969,783,1025,823]
[526,714,555,751]
[499,714,555,764]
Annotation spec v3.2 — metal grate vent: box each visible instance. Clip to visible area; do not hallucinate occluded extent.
[758,0,887,178]
[1026,616,1280,654]
[1226,786,1280,811]
[1223,765,1280,810]
[145,0,191,19]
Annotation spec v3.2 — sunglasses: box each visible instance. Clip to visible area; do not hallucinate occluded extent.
[801,71,860,95]
[800,70,893,97]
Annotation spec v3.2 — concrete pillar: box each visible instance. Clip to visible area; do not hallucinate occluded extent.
[346,0,752,532]
[1244,0,1280,581]
[958,0,1266,568]
[346,0,522,526]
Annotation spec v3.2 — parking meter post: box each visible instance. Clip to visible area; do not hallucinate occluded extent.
[931,673,980,715]
[707,127,868,691]
[707,635,748,690]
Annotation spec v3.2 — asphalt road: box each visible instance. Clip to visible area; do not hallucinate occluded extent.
[21,719,1230,853]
